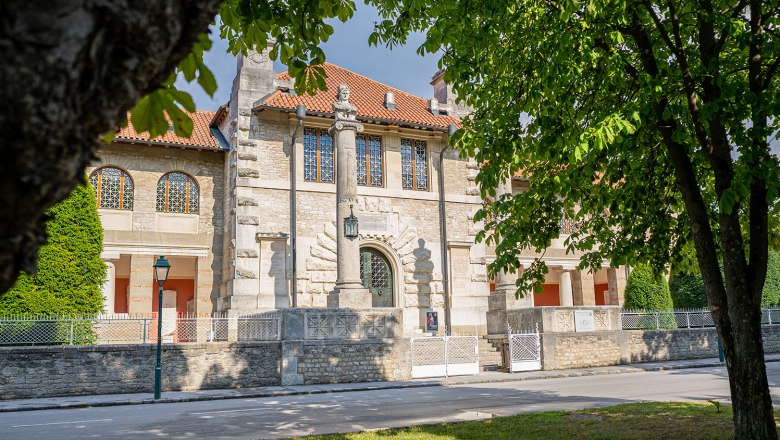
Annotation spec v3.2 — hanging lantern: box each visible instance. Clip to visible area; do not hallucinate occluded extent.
[344,204,359,239]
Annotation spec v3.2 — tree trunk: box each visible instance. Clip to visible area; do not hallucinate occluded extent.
[0,0,220,294]
[723,300,777,438]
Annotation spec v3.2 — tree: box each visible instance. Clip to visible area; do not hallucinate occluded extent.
[0,0,357,295]
[364,0,780,437]
[624,265,674,311]
[0,182,106,316]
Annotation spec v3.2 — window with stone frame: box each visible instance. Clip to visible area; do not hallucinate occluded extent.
[156,172,199,214]
[303,127,335,183]
[400,138,428,190]
[356,134,383,187]
[89,167,134,210]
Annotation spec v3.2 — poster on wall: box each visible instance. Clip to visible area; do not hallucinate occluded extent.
[426,311,439,333]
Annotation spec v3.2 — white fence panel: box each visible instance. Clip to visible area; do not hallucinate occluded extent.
[446,336,479,376]
[411,335,480,378]
[509,331,541,372]
[411,336,446,378]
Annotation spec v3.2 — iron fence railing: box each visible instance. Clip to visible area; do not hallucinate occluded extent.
[621,308,780,330]
[0,312,281,346]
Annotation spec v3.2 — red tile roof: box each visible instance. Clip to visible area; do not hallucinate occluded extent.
[259,63,460,129]
[114,110,220,149]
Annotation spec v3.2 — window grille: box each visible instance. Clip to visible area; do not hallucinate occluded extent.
[156,172,199,214]
[356,134,383,187]
[89,167,134,210]
[303,127,335,183]
[401,138,428,190]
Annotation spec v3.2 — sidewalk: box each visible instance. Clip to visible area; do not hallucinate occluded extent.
[3,354,777,413]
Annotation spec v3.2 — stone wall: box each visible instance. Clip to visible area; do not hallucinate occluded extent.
[0,342,280,400]
[292,339,410,385]
[539,325,780,370]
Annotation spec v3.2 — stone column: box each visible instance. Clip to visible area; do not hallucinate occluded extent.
[558,270,574,307]
[572,270,596,306]
[328,84,371,309]
[128,254,154,315]
[487,176,532,334]
[607,267,627,306]
[102,261,116,314]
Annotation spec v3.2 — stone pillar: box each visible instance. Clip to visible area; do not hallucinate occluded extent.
[127,254,154,315]
[195,256,214,316]
[102,261,116,314]
[487,176,531,334]
[328,84,371,309]
[572,270,596,306]
[558,270,574,307]
[607,267,627,306]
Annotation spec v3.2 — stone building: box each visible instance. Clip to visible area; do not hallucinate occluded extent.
[88,45,626,336]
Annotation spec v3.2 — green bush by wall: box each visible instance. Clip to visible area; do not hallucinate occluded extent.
[0,181,105,316]
[668,250,780,309]
[624,264,674,311]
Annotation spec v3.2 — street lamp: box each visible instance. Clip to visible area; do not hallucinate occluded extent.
[153,255,170,400]
[344,204,359,239]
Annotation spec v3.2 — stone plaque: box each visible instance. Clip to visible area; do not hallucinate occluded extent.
[359,214,397,236]
[574,310,596,332]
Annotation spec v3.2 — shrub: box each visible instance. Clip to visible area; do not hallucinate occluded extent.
[670,271,708,309]
[0,181,105,317]
[668,250,780,309]
[762,251,780,307]
[624,264,674,311]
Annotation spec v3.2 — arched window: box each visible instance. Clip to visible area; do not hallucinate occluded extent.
[156,172,199,214]
[89,167,133,210]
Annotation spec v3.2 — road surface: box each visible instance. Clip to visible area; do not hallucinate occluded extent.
[3,363,780,439]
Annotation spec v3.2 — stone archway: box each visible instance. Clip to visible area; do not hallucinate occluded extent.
[360,247,394,307]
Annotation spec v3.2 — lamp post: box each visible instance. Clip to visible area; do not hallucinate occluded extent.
[153,255,170,400]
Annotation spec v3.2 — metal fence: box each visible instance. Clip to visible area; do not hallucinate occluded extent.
[0,312,281,346]
[621,308,780,330]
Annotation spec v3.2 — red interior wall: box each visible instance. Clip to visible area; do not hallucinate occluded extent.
[150,278,195,315]
[114,278,129,313]
[595,283,608,306]
[534,283,561,306]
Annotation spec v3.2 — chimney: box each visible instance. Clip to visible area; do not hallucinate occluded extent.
[428,97,439,115]
[384,91,396,110]
[430,68,472,119]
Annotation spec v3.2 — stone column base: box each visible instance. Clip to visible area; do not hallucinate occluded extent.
[327,288,372,308]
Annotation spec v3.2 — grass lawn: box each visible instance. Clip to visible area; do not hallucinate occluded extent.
[299,402,780,439]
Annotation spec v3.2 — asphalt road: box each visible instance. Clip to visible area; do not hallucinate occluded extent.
[3,363,780,440]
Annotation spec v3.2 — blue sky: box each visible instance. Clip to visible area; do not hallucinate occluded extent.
[176,5,439,111]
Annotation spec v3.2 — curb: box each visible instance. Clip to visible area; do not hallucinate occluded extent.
[0,358,756,413]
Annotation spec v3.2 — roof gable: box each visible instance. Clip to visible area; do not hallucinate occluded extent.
[114,110,220,149]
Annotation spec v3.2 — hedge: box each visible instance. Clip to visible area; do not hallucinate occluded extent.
[668,250,780,309]
[0,180,105,316]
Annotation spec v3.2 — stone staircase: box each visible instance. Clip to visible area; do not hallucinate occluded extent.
[478,337,505,371]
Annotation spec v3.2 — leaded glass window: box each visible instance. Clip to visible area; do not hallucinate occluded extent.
[303,127,335,183]
[356,134,383,187]
[156,172,199,214]
[401,138,428,190]
[89,167,134,210]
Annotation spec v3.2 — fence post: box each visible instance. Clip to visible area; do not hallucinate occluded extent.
[769,309,773,326]
[686,312,690,329]
[655,313,660,330]
[69,319,74,345]
[444,335,449,378]
[143,318,148,344]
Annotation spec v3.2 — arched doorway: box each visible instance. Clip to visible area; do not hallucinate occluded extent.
[360,247,393,307]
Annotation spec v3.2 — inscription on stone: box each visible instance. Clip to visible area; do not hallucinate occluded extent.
[358,214,397,236]
[574,310,596,332]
